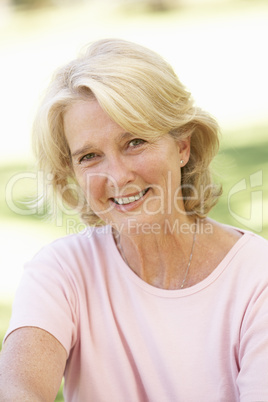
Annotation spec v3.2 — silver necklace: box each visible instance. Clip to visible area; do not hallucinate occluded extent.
[180,220,197,289]
[114,220,197,290]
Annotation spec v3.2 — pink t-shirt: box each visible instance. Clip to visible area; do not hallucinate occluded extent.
[5,225,268,401]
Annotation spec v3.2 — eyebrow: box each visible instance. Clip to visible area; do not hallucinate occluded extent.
[71,143,95,158]
[71,132,134,159]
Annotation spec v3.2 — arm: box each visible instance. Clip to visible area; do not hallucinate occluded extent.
[0,327,67,401]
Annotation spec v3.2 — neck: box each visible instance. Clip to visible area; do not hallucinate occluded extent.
[113,216,198,290]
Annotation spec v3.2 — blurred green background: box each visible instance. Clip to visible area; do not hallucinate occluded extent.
[0,0,267,400]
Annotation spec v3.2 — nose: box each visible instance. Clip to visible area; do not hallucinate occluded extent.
[106,154,136,190]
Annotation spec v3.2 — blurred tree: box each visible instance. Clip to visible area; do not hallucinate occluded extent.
[10,0,85,9]
[122,0,178,13]
[146,0,177,11]
[11,0,52,7]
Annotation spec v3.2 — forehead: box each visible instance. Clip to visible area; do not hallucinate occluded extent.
[63,99,126,150]
[64,99,110,127]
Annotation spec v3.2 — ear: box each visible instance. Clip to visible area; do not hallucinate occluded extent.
[177,137,191,167]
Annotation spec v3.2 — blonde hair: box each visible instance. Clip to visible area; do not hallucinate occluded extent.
[33,38,222,225]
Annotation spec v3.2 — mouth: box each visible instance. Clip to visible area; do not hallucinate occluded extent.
[112,188,150,205]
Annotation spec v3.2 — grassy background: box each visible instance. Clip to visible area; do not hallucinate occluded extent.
[0,1,267,400]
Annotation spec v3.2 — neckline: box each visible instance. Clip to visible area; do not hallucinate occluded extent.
[106,225,252,298]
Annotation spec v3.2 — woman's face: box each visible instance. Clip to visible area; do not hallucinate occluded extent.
[64,99,190,234]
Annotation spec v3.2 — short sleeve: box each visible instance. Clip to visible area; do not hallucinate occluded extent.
[237,281,268,401]
[4,245,79,355]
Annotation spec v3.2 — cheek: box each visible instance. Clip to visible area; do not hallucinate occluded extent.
[76,172,106,204]
[140,157,180,184]
[136,156,162,179]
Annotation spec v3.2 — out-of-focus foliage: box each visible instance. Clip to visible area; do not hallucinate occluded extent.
[131,0,178,12]
[10,0,178,11]
[10,0,83,9]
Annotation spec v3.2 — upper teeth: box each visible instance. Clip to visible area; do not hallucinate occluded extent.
[114,189,147,205]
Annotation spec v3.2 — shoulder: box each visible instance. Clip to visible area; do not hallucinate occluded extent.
[204,218,268,258]
[6,225,116,354]
[234,230,268,270]
[32,225,113,262]
[199,219,268,286]
[222,223,268,262]
[25,225,115,281]
[219,226,268,289]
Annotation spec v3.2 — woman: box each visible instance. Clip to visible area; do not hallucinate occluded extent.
[1,39,268,401]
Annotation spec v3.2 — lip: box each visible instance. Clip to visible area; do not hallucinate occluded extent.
[109,188,150,211]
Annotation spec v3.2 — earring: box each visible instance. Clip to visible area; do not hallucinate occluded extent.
[180,160,184,164]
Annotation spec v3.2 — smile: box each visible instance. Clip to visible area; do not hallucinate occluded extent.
[112,188,149,205]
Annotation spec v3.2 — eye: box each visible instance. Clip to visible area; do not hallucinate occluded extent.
[128,138,146,148]
[79,152,97,163]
